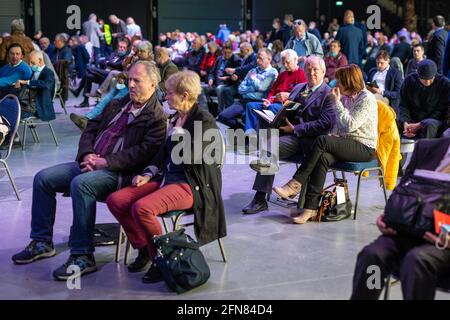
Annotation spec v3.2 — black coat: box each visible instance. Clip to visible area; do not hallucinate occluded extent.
[28,66,56,122]
[399,73,450,124]
[77,93,167,188]
[146,105,227,245]
[426,28,448,74]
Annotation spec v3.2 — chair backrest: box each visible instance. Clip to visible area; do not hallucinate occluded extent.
[0,94,21,160]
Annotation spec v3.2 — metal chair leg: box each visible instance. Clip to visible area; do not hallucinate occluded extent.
[59,95,68,115]
[379,168,388,204]
[124,240,131,265]
[48,122,59,146]
[383,274,392,300]
[162,218,170,233]
[31,126,40,143]
[353,170,364,220]
[0,160,21,200]
[218,238,227,263]
[21,121,27,151]
[115,226,124,263]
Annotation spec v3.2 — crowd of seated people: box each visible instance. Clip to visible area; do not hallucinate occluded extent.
[1,9,450,300]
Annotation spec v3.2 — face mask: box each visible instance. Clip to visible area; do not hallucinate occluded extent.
[330,52,338,58]
[116,83,126,90]
[118,51,126,57]
[31,65,40,72]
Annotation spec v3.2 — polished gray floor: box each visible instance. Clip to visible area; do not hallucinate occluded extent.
[0,96,448,300]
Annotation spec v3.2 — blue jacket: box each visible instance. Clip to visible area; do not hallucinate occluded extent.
[288,82,337,137]
[50,45,74,73]
[335,24,365,66]
[28,66,56,121]
[72,45,90,78]
[368,67,403,113]
[426,28,448,75]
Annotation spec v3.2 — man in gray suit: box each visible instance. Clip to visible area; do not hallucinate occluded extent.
[242,56,337,214]
[82,13,102,67]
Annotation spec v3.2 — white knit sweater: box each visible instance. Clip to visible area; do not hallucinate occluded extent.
[332,89,378,149]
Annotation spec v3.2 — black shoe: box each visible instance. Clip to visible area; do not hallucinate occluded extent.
[69,113,88,131]
[53,254,97,281]
[142,263,163,284]
[12,240,56,264]
[74,100,91,108]
[127,248,151,273]
[242,198,268,214]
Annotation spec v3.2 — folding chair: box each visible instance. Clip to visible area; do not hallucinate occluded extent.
[0,94,22,200]
[20,116,58,151]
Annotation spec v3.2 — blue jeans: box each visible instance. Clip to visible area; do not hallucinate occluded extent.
[245,102,282,132]
[31,162,119,255]
[86,87,128,120]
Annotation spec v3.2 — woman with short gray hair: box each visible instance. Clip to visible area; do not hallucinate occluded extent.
[107,70,226,282]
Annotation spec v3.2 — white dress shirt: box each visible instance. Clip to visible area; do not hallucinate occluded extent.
[372,65,389,94]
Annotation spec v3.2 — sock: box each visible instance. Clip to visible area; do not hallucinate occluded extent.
[254,191,266,202]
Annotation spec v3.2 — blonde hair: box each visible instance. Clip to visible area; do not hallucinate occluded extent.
[165,71,202,105]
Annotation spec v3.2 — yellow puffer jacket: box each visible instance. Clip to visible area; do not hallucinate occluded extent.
[376,100,401,190]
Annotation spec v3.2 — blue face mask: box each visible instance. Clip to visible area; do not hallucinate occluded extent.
[31,65,40,72]
[116,83,126,90]
[330,51,338,58]
[118,51,126,57]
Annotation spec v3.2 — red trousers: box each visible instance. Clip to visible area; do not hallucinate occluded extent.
[106,181,194,259]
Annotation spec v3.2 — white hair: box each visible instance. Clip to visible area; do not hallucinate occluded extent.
[132,60,160,83]
[30,50,44,62]
[280,49,298,62]
[305,55,326,73]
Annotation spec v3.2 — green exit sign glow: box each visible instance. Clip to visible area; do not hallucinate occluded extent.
[336,1,344,5]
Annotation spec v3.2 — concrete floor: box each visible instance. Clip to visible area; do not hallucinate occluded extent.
[0,96,448,300]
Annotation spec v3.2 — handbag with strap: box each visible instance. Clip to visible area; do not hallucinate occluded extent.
[315,178,353,222]
[153,228,210,294]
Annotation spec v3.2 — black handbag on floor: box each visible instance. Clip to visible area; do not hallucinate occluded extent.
[316,179,352,222]
[153,228,210,294]
[383,175,450,238]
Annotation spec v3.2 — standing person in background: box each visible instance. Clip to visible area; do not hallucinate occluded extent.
[109,14,128,49]
[99,18,113,58]
[335,10,365,67]
[0,19,35,66]
[426,15,448,75]
[126,17,142,38]
[405,43,426,76]
[82,13,102,67]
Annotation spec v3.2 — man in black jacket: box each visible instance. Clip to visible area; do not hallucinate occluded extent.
[351,137,450,300]
[426,15,448,75]
[11,61,167,281]
[399,59,450,139]
[72,38,130,108]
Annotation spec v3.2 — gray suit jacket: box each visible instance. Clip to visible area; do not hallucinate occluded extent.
[82,20,101,48]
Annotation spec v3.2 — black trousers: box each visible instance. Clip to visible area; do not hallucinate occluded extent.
[351,235,450,300]
[81,67,110,96]
[293,135,375,209]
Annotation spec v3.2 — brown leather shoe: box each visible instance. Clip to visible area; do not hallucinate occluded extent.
[273,179,302,200]
[292,209,318,224]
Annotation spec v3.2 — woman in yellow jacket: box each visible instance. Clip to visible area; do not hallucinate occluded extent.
[376,99,401,190]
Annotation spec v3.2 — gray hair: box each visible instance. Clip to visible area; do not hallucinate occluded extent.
[29,50,44,62]
[10,19,25,33]
[55,33,68,44]
[132,60,160,83]
[305,55,326,73]
[137,41,153,54]
[240,41,254,53]
[280,49,298,62]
